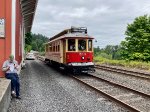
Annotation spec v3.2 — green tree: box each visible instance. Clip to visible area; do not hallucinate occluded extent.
[31,33,49,52]
[25,32,32,45]
[25,33,49,53]
[94,45,122,60]
[25,32,33,52]
[94,46,101,56]
[25,44,32,52]
[121,15,150,61]
[103,45,122,59]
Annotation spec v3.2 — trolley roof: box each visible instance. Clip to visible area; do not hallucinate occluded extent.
[49,27,93,41]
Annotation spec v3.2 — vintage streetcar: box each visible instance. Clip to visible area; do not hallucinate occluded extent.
[45,27,95,74]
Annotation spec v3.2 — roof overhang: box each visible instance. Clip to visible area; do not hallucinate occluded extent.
[21,0,38,33]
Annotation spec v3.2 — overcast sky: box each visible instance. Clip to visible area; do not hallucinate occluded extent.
[32,0,150,48]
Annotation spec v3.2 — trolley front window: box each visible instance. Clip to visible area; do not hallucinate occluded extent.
[78,39,86,51]
[68,39,76,51]
[88,40,92,51]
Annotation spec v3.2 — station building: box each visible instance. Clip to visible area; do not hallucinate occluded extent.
[0,0,38,77]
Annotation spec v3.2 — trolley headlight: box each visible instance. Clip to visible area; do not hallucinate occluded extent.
[81,56,85,60]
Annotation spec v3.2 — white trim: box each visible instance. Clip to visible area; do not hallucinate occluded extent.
[68,62,94,66]
[19,24,21,56]
[11,0,16,58]
[22,23,25,60]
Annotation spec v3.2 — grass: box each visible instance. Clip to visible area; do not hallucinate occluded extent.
[94,56,150,71]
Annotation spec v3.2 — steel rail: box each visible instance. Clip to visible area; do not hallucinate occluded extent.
[89,73,150,98]
[71,75,141,112]
[72,74,150,112]
[95,65,150,80]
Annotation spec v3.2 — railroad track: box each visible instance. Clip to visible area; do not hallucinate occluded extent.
[71,73,150,112]
[95,65,150,80]
[37,55,45,61]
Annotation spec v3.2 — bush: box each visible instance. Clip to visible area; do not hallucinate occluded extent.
[39,52,45,56]
[99,53,112,59]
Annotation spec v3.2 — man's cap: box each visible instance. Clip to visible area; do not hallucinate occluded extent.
[9,55,14,59]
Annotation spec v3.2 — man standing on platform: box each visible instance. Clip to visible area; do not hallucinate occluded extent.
[2,55,21,99]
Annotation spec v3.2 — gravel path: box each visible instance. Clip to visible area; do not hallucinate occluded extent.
[94,69,150,95]
[8,60,128,112]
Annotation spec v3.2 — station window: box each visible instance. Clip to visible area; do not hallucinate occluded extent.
[78,39,86,51]
[68,39,76,51]
[88,40,92,51]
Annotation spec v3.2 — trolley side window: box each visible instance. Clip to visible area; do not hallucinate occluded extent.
[58,44,60,52]
[68,39,75,51]
[55,43,57,52]
[57,41,60,52]
[88,40,92,51]
[46,44,48,52]
[53,44,55,52]
[50,44,52,52]
[78,39,86,51]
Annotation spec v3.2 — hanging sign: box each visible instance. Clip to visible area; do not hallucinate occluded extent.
[0,19,5,37]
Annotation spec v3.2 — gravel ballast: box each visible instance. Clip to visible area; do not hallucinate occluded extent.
[8,60,128,112]
[94,68,150,95]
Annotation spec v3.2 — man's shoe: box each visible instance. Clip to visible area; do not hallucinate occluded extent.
[16,96,21,99]
[12,91,15,94]
[11,91,16,98]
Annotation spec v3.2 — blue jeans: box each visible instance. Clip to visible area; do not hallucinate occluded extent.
[5,73,20,97]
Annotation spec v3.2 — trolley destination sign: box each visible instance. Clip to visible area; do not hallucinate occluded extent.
[0,18,5,37]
